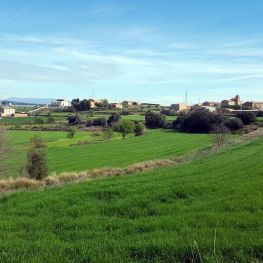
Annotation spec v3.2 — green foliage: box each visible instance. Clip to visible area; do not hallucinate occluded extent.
[145,111,166,128]
[134,122,145,136]
[67,127,77,139]
[116,120,135,138]
[0,138,262,262]
[236,112,257,125]
[26,136,48,180]
[225,117,244,131]
[47,115,55,124]
[107,113,121,126]
[174,109,225,133]
[103,128,114,141]
[34,117,45,124]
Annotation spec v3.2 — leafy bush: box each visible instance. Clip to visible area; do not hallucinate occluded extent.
[257,111,263,117]
[67,114,80,125]
[236,112,257,125]
[174,109,225,133]
[26,137,48,180]
[116,120,134,139]
[225,117,244,131]
[145,111,166,129]
[93,117,107,127]
[107,113,121,126]
[103,128,114,141]
[34,118,45,124]
[134,122,145,136]
[67,127,77,139]
[47,115,55,124]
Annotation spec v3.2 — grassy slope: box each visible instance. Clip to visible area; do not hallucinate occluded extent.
[0,138,262,262]
[3,130,212,178]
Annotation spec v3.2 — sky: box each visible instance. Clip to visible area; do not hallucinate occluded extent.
[0,0,263,105]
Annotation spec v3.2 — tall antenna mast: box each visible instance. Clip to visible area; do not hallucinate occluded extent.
[185,90,188,106]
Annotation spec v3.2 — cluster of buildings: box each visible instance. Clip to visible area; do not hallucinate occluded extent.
[196,95,263,113]
[1,95,262,119]
[50,99,160,110]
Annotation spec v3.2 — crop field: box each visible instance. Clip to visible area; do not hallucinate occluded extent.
[2,129,212,178]
[0,116,48,125]
[0,137,262,262]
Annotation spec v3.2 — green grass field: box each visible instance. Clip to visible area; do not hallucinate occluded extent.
[0,116,48,125]
[2,129,212,178]
[257,117,263,122]
[0,137,262,262]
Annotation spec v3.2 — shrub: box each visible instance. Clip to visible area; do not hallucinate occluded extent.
[93,117,107,127]
[257,111,263,117]
[236,112,257,125]
[34,118,45,124]
[26,137,48,180]
[117,120,135,139]
[107,113,121,126]
[225,117,244,131]
[67,127,77,139]
[134,122,145,136]
[145,111,166,128]
[67,114,80,125]
[47,115,55,124]
[86,119,94,127]
[174,109,225,133]
[103,128,114,141]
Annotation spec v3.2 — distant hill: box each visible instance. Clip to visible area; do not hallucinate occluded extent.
[4,97,55,105]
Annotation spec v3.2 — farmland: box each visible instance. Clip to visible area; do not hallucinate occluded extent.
[2,129,212,178]
[0,136,262,262]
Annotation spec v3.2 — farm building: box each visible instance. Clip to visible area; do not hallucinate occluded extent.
[202,101,220,107]
[221,95,242,108]
[122,101,140,108]
[51,99,70,108]
[243,101,263,110]
[0,105,15,117]
[110,103,123,109]
[141,103,160,109]
[170,103,187,112]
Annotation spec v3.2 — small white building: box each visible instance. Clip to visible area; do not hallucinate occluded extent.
[51,99,70,108]
[0,105,15,117]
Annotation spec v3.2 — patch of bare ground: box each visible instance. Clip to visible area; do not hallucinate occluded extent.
[1,127,263,192]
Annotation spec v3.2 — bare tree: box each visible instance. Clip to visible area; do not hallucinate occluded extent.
[0,126,10,174]
[212,124,230,147]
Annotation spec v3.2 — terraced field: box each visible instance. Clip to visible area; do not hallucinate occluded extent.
[0,137,262,262]
[2,129,212,178]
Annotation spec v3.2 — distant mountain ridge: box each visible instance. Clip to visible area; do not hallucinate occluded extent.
[3,97,55,105]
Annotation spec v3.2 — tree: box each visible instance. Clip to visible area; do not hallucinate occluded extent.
[134,122,145,136]
[174,109,225,133]
[93,117,107,127]
[103,128,114,141]
[145,111,166,128]
[71,98,80,110]
[212,124,229,147]
[26,137,48,180]
[68,127,77,139]
[225,117,244,131]
[107,113,121,126]
[117,120,134,139]
[67,114,80,125]
[236,112,257,125]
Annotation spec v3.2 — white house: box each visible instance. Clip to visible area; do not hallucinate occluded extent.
[0,105,15,117]
[51,99,70,108]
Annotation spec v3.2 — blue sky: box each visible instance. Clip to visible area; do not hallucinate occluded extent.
[0,0,263,105]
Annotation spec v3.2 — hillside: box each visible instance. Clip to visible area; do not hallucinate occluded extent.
[0,137,262,262]
[3,130,212,178]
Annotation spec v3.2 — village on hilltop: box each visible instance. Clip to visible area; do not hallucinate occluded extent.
[0,95,263,118]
